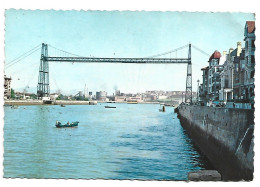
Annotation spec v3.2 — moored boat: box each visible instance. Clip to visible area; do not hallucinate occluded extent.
[105,106,116,108]
[11,105,19,109]
[56,121,79,128]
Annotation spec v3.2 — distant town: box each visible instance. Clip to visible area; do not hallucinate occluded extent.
[3,79,195,105]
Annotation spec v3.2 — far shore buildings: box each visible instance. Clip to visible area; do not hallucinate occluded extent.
[111,90,193,103]
[199,21,255,109]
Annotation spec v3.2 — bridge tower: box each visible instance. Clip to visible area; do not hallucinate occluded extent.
[37,43,50,99]
[185,44,192,103]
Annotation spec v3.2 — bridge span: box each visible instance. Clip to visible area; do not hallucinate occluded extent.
[37,43,193,103]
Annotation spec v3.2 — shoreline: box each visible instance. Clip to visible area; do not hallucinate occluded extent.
[4,100,97,106]
[4,100,176,106]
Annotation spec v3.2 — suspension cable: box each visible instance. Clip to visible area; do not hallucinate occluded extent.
[191,44,211,57]
[5,47,41,70]
[48,44,83,57]
[145,44,189,58]
[5,44,42,66]
[24,62,39,91]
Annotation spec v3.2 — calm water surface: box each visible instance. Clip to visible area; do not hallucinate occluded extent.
[4,103,212,180]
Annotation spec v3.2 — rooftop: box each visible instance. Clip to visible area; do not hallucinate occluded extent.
[209,50,221,61]
[246,21,255,33]
[201,66,209,70]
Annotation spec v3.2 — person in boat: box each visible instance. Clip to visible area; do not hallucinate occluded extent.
[162,105,166,112]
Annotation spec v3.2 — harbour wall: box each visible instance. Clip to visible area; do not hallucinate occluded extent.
[177,105,254,181]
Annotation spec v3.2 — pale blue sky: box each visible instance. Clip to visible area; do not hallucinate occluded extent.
[4,10,255,95]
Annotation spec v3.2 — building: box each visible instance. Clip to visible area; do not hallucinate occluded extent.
[115,90,121,96]
[96,91,107,101]
[199,21,255,109]
[88,92,93,100]
[199,66,209,103]
[199,51,223,104]
[207,51,223,101]
[243,21,255,106]
[219,43,242,103]
[219,21,255,108]
[50,93,60,100]
[114,96,126,102]
[158,95,167,100]
[4,75,12,99]
[233,47,245,101]
[127,96,142,102]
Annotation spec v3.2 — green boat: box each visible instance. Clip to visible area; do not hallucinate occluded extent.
[56,121,79,128]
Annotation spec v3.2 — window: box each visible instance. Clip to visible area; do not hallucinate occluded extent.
[252,40,255,48]
[251,56,255,64]
[225,79,228,88]
[250,71,255,79]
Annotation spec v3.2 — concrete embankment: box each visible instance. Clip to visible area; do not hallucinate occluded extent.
[176,105,254,181]
[4,100,97,105]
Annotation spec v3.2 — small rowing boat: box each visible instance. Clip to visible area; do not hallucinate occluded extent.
[56,121,79,128]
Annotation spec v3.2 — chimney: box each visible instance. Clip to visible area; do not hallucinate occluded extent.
[229,48,234,54]
[237,42,242,56]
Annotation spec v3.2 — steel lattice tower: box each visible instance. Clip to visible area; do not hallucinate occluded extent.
[37,43,50,99]
[185,44,192,103]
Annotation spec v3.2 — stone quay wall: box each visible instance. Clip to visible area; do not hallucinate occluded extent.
[177,105,254,181]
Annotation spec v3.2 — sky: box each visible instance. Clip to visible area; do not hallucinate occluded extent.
[4,10,255,95]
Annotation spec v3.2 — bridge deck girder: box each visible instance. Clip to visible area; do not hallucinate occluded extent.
[45,57,191,64]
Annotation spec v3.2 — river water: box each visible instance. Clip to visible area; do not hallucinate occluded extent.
[4,103,212,180]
